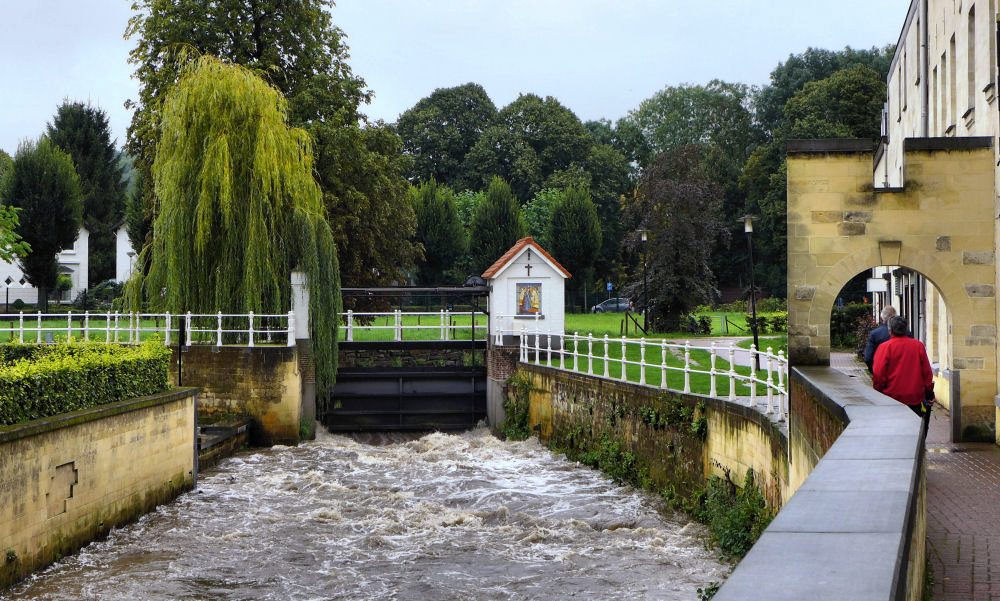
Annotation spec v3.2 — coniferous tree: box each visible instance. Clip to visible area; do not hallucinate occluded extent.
[1,138,83,311]
[549,186,601,311]
[470,177,524,274]
[46,102,126,285]
[411,179,467,286]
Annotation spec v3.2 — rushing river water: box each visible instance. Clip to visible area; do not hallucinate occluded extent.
[1,427,727,601]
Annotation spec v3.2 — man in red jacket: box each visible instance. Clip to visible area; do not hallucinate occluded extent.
[873,316,934,419]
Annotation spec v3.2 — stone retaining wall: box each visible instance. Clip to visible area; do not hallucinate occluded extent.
[0,388,199,588]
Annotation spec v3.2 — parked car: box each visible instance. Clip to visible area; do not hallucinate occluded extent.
[591,297,633,313]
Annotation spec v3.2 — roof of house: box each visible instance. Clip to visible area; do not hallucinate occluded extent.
[481,237,572,280]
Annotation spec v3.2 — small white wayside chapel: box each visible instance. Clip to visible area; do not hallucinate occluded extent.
[482,236,570,346]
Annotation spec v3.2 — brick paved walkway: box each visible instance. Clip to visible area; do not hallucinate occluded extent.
[832,352,1000,600]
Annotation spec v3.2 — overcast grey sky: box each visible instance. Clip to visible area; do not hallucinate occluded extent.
[0,0,911,156]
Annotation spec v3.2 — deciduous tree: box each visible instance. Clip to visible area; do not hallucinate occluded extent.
[127,56,340,394]
[1,138,83,311]
[624,146,728,330]
[466,94,591,202]
[397,83,498,189]
[125,0,415,287]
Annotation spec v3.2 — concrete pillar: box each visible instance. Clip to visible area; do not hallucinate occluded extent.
[290,270,315,439]
[290,271,310,341]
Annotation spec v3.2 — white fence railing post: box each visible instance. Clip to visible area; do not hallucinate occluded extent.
[546,330,552,367]
[67,311,72,341]
[186,312,193,346]
[709,342,717,397]
[18,311,23,344]
[660,340,667,389]
[778,350,787,421]
[164,312,171,346]
[248,311,255,347]
[84,311,90,342]
[748,344,758,408]
[286,311,295,346]
[572,332,579,372]
[603,335,610,378]
[765,348,775,415]
[683,341,691,393]
[728,343,737,402]
[587,334,594,375]
[639,338,646,385]
[620,336,627,381]
[36,311,41,344]
[216,311,223,346]
[347,309,354,342]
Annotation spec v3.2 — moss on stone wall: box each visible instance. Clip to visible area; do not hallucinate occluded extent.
[511,367,776,561]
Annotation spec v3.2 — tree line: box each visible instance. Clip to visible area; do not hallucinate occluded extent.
[400,47,892,326]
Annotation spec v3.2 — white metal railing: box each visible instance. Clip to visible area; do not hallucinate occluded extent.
[0,312,295,347]
[501,324,788,421]
[339,310,488,342]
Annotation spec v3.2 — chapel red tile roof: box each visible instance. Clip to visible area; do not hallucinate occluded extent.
[481,237,572,279]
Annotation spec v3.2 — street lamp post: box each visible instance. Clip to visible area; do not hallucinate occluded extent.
[738,215,760,371]
[638,229,649,332]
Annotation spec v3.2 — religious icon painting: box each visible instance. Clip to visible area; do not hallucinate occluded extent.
[517,283,542,315]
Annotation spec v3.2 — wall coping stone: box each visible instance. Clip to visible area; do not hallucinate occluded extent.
[787,138,873,153]
[903,136,993,151]
[714,367,924,601]
[0,387,200,445]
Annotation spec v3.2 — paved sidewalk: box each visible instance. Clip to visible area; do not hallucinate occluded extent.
[831,352,1000,600]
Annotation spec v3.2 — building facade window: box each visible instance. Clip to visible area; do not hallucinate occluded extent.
[968,5,976,113]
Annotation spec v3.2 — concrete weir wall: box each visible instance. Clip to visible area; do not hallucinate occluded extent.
[170,346,305,445]
[513,362,927,601]
[0,388,199,588]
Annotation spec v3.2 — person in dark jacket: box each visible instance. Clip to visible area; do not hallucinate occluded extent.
[864,305,899,372]
[872,316,934,419]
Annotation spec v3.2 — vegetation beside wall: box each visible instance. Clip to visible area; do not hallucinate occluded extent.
[516,373,773,561]
[500,372,533,440]
[0,341,169,426]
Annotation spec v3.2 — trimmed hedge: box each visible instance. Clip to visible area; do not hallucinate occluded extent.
[0,341,171,427]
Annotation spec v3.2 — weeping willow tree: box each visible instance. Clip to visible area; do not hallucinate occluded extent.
[126,55,340,395]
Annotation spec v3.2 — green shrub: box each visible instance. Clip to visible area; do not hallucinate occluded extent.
[501,371,533,440]
[11,299,25,311]
[831,302,872,349]
[690,468,773,560]
[0,341,171,426]
[756,297,786,313]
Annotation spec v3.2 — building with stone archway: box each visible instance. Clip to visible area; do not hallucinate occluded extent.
[787,137,997,440]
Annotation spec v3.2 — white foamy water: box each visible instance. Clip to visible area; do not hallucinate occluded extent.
[1,427,728,600]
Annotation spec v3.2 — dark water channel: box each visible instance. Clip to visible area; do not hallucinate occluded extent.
[1,428,727,600]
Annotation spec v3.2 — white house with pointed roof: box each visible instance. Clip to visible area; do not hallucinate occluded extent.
[482,236,571,345]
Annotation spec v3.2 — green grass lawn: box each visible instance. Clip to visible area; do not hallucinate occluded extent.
[565,311,786,338]
[736,335,788,355]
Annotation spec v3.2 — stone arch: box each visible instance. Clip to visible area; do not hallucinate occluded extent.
[809,246,963,358]
[787,138,997,436]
